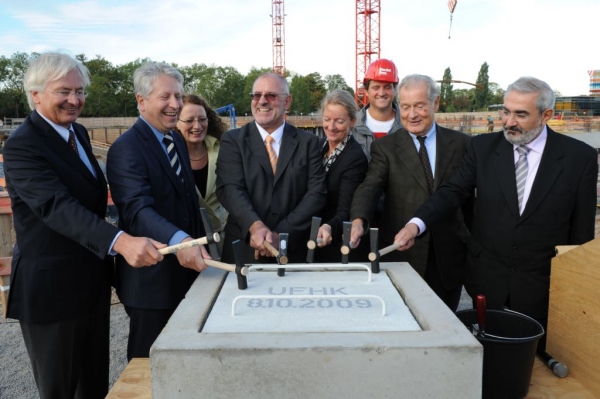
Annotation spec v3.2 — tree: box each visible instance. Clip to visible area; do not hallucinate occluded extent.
[451,89,471,112]
[324,74,354,96]
[289,73,312,115]
[487,82,505,107]
[0,52,30,118]
[474,62,490,110]
[440,67,453,112]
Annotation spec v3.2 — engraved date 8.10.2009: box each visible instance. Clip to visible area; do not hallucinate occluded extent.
[247,298,372,309]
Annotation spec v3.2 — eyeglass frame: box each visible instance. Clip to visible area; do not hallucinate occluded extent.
[48,89,89,99]
[249,92,288,101]
[177,117,208,126]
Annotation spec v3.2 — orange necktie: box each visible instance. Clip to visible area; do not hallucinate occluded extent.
[265,135,277,175]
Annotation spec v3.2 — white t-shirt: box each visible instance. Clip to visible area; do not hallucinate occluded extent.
[366,110,394,138]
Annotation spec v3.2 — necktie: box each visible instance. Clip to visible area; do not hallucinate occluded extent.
[163,132,183,182]
[265,135,278,175]
[68,130,79,155]
[515,145,530,213]
[417,136,434,194]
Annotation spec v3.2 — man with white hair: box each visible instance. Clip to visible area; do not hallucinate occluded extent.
[395,76,597,350]
[4,51,163,399]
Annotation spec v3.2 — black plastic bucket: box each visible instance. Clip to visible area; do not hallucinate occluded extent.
[456,309,544,399]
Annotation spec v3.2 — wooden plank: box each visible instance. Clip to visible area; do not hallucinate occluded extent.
[0,213,12,319]
[548,239,600,397]
[527,357,596,398]
[106,358,152,399]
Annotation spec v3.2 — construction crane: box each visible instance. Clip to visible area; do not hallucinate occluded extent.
[356,0,380,106]
[437,80,484,89]
[271,0,286,77]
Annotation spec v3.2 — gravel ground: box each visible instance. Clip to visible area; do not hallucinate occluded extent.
[3,213,600,398]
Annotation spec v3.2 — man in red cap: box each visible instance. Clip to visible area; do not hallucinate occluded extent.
[353,58,403,161]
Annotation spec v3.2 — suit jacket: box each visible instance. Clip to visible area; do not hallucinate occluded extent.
[351,124,472,288]
[315,136,368,263]
[4,110,117,323]
[107,118,203,309]
[415,128,597,318]
[216,122,327,263]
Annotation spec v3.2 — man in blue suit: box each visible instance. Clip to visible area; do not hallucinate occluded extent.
[107,63,209,360]
[5,52,163,399]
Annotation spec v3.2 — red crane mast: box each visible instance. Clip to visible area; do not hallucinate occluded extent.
[356,0,381,106]
[272,0,286,77]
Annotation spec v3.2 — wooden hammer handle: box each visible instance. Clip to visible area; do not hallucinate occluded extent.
[263,241,280,257]
[205,259,248,276]
[158,233,220,255]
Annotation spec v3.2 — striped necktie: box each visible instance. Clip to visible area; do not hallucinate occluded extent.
[515,145,530,213]
[163,132,183,182]
[265,135,277,175]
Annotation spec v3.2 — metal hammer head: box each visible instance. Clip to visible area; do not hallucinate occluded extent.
[277,233,289,276]
[199,207,221,260]
[369,228,380,274]
[232,239,248,290]
[306,217,321,263]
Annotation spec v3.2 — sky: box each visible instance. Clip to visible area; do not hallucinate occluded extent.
[1,0,599,97]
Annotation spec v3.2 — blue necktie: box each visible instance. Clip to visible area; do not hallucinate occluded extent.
[163,132,183,183]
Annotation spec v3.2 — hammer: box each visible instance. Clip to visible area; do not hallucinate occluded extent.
[199,207,221,260]
[368,239,399,266]
[368,228,381,274]
[158,236,248,290]
[263,233,288,276]
[339,221,352,264]
[158,233,220,255]
[306,216,322,263]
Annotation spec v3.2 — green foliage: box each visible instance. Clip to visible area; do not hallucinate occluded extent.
[0,52,30,118]
[474,62,490,110]
[440,67,453,112]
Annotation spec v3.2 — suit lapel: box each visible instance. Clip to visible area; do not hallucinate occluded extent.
[275,124,298,185]
[32,112,98,185]
[492,137,521,217]
[72,124,106,186]
[395,129,430,194]
[520,129,563,221]
[245,123,274,180]
[134,119,185,196]
[433,125,456,190]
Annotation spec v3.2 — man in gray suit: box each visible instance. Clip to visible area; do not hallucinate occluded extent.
[395,77,597,349]
[350,74,472,311]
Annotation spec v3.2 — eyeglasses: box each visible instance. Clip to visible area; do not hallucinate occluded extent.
[500,109,530,122]
[48,90,88,99]
[178,117,208,125]
[249,92,287,101]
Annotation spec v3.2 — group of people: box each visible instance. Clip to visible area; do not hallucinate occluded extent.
[3,51,597,399]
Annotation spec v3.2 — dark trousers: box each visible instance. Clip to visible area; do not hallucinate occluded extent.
[19,290,110,399]
[124,306,176,361]
[424,242,462,312]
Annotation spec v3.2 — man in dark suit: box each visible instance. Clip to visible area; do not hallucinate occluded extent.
[216,73,326,263]
[395,77,597,345]
[4,52,164,399]
[107,63,209,361]
[350,74,472,311]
